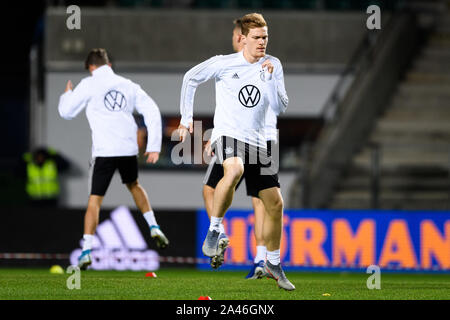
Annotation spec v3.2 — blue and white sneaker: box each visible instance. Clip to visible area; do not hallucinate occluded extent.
[245,260,265,279]
[202,229,220,257]
[78,249,92,270]
[210,233,229,269]
[150,225,169,249]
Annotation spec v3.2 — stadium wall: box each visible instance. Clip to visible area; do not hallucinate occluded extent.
[45,8,368,66]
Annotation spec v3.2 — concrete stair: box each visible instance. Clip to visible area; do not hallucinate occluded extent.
[329,8,450,210]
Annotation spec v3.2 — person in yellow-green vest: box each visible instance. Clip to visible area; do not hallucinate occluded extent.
[23,147,69,207]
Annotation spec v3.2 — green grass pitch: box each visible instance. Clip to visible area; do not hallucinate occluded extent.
[0,268,449,300]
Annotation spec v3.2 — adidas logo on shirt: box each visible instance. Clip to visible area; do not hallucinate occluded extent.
[70,206,159,271]
[232,73,240,79]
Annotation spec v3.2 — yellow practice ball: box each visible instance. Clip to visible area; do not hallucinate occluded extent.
[49,265,64,274]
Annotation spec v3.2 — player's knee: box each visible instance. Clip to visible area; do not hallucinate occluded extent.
[87,202,100,211]
[266,196,284,217]
[87,195,103,210]
[224,165,244,185]
[126,180,139,190]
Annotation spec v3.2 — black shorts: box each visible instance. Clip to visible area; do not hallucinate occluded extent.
[205,137,280,198]
[90,156,138,196]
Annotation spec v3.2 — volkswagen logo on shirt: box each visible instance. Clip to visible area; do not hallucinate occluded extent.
[104,90,127,112]
[238,85,261,108]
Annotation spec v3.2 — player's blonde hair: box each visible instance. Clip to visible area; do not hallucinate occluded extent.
[240,13,267,36]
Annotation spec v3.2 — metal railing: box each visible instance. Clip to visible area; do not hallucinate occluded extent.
[295,11,421,208]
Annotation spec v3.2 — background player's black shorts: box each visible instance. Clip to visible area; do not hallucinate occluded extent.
[208,136,280,198]
[90,156,138,196]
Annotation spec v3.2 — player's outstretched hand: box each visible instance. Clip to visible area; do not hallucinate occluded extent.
[145,152,159,164]
[178,122,193,142]
[65,80,73,92]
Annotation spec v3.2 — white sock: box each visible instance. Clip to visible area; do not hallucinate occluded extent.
[267,249,281,266]
[82,234,93,252]
[219,223,225,234]
[209,216,223,232]
[254,245,267,263]
[143,210,157,227]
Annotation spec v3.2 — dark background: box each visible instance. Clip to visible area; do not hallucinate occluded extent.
[1,3,46,161]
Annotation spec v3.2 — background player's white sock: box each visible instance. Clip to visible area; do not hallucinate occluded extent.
[254,245,267,263]
[144,210,157,227]
[219,223,225,234]
[82,234,93,252]
[267,249,281,266]
[209,216,223,232]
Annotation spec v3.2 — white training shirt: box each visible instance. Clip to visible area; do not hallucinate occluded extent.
[58,65,162,158]
[180,51,288,148]
[265,106,278,143]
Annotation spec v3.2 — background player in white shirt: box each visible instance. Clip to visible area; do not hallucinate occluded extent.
[58,48,169,270]
[202,18,279,280]
[178,14,294,290]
